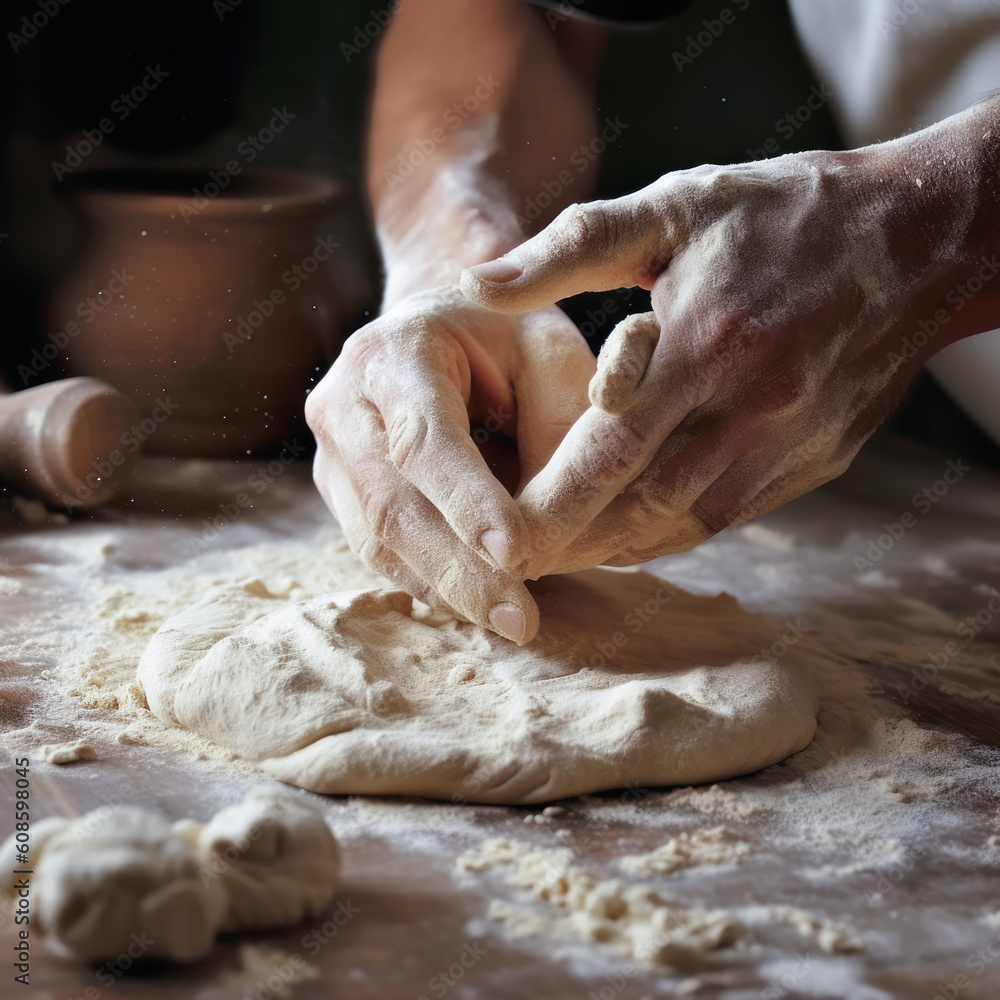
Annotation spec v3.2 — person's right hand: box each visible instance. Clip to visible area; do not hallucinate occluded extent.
[305,284,596,645]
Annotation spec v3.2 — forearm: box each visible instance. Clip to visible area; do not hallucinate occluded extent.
[862,95,1000,359]
[367,0,602,308]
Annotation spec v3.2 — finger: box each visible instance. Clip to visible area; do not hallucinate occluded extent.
[459,193,681,313]
[531,406,783,574]
[360,325,530,572]
[515,347,715,577]
[509,314,595,489]
[312,444,438,600]
[589,312,660,414]
[334,401,540,644]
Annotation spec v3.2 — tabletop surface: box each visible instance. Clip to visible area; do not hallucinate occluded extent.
[1,432,999,1000]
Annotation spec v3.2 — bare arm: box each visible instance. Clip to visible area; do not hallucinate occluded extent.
[368,0,605,305]
[307,0,607,643]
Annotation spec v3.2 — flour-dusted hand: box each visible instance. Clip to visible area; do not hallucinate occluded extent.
[306,285,594,643]
[462,104,1000,576]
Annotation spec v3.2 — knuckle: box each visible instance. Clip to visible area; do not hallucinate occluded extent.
[357,486,404,548]
[304,387,325,435]
[385,411,430,473]
[591,416,651,482]
[556,201,616,253]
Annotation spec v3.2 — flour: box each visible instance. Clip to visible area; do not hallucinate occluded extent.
[764,905,863,955]
[620,827,753,876]
[195,945,318,1000]
[457,838,746,970]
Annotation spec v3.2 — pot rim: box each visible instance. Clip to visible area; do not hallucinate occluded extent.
[58,167,343,220]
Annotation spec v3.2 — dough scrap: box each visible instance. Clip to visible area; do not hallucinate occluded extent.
[39,740,97,764]
[620,827,752,876]
[0,789,340,963]
[176,788,340,933]
[137,569,820,804]
[13,807,228,962]
[458,837,745,970]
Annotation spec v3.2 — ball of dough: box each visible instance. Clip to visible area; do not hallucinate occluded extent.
[29,806,227,962]
[185,788,340,933]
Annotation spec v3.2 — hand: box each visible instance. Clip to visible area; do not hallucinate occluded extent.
[306,285,594,643]
[461,148,955,577]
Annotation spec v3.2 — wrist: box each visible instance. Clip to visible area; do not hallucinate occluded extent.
[374,161,525,310]
[851,104,1000,358]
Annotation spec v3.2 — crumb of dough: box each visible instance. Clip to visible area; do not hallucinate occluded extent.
[621,827,752,876]
[768,905,863,954]
[665,785,760,820]
[458,837,745,970]
[39,740,97,764]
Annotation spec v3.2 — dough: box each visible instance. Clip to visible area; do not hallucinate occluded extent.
[16,807,228,962]
[39,739,96,764]
[176,788,340,933]
[138,569,820,804]
[1,790,340,963]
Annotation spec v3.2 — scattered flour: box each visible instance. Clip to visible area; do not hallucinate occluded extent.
[457,837,746,971]
[195,945,318,1000]
[740,523,796,553]
[621,827,753,876]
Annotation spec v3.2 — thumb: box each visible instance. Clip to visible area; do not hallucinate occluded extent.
[460,196,678,314]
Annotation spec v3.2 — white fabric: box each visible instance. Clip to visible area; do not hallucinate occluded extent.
[789,0,1000,444]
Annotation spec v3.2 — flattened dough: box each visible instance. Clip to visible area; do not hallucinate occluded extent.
[138,570,819,804]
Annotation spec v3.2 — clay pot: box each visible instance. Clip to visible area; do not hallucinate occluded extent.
[50,168,342,455]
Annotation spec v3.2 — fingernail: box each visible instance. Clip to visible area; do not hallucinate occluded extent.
[488,602,526,643]
[481,529,514,569]
[467,257,523,284]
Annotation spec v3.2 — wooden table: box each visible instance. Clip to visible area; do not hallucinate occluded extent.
[2,433,999,999]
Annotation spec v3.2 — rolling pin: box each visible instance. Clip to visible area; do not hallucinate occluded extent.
[0,376,137,509]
